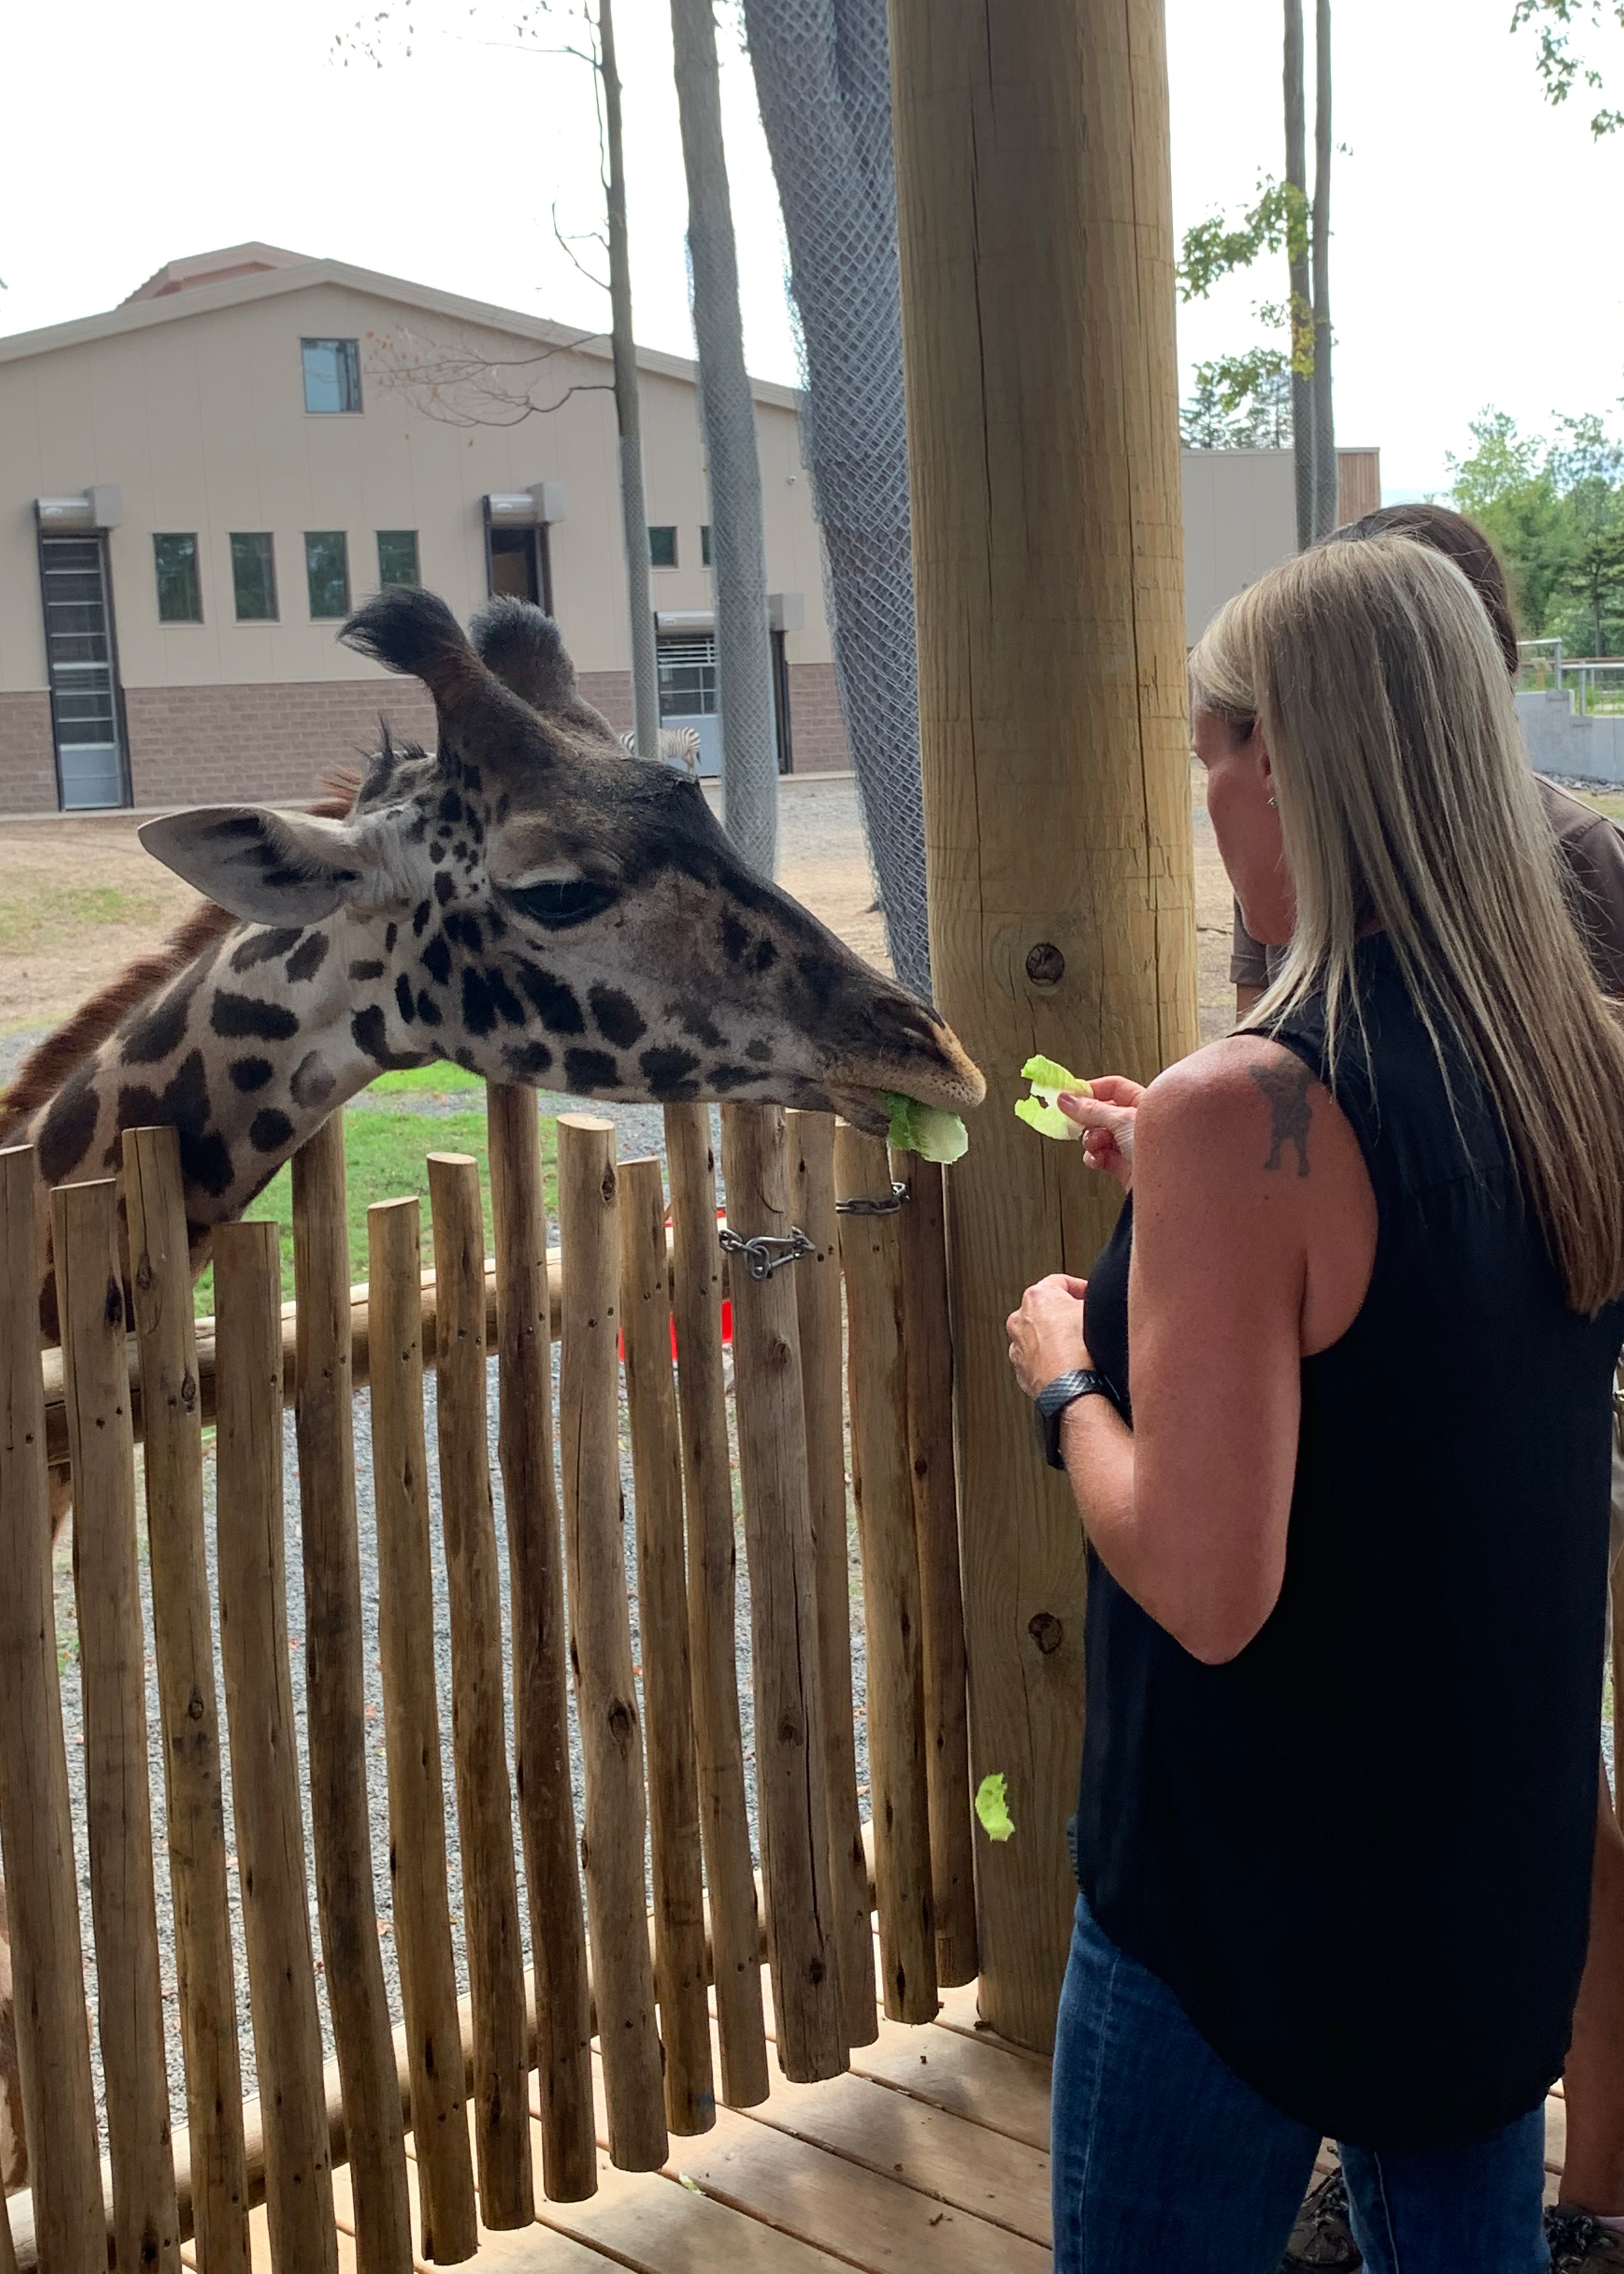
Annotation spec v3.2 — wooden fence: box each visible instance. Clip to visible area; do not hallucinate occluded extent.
[0,1090,977,2272]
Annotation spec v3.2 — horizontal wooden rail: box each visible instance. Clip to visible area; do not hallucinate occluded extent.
[1,1828,889,2272]
[39,1237,715,1469]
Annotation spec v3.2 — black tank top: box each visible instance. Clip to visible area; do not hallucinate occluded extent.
[1076,935,1623,2150]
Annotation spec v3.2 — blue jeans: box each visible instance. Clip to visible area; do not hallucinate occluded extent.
[1052,1894,1551,2273]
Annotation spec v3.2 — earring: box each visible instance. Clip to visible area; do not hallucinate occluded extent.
[1268,796,1277,809]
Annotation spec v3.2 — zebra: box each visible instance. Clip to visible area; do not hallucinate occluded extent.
[619,724,701,776]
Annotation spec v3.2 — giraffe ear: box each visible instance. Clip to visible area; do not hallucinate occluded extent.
[138,805,387,923]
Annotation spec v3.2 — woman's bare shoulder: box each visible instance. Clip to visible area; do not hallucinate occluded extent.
[1139,1036,1332,1187]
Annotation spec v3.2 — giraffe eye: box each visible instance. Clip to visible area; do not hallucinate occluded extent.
[502,877,620,929]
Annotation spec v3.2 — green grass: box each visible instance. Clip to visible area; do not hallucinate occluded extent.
[363,1062,488,1100]
[1576,789,1624,828]
[0,879,171,955]
[192,1106,559,1314]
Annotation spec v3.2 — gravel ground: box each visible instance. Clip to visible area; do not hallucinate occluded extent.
[54,1345,870,2124]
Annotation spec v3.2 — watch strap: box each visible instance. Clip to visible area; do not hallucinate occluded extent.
[1034,1368,1116,1470]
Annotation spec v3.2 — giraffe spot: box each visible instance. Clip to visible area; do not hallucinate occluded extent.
[211,993,299,1043]
[517,963,584,1035]
[720,911,749,964]
[395,973,417,1025]
[285,934,329,985]
[745,1039,772,1063]
[230,927,304,975]
[416,988,444,1028]
[421,935,452,987]
[505,1041,553,1082]
[118,1052,233,1198]
[290,1052,335,1110]
[351,1007,426,1072]
[488,968,524,1025]
[348,959,385,982]
[438,788,464,825]
[452,838,469,863]
[462,760,483,795]
[384,922,398,954]
[707,1064,754,1092]
[444,911,483,956]
[484,905,505,938]
[589,986,646,1050]
[563,1047,618,1093]
[120,971,202,1065]
[461,967,500,1037]
[435,871,455,907]
[37,1064,100,1186]
[751,937,778,975]
[250,1108,294,1155]
[638,1045,701,1096]
[678,1001,725,1051]
[795,954,838,1011]
[229,1057,275,1094]
[430,841,447,865]
[412,900,432,937]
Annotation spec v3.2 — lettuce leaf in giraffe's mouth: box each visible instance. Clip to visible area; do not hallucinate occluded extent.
[884,1092,969,1164]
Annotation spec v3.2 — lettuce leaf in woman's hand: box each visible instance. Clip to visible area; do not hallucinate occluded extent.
[1014,1054,1093,1140]
[885,1092,969,1164]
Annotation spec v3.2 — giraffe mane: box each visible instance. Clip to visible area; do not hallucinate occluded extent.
[0,769,363,1147]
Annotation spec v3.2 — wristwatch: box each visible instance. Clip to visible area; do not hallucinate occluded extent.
[1034,1369,1117,1471]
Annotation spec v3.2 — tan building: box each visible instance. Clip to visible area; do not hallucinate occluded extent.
[0,243,846,814]
[0,240,1379,816]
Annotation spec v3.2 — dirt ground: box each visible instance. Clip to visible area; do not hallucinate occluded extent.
[0,768,1237,1051]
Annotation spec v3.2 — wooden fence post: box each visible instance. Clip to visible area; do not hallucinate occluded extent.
[662,1104,770,2109]
[53,1176,181,2273]
[214,1220,339,2274]
[486,1085,597,2202]
[0,1147,104,2269]
[833,1127,937,2026]
[290,1117,416,2269]
[619,1156,716,2136]
[556,1117,668,2171]
[369,1199,479,2264]
[892,1149,978,1989]
[788,1110,877,2048]
[426,1153,533,2228]
[890,0,1199,2045]
[718,1104,845,2083]
[123,1126,252,2273]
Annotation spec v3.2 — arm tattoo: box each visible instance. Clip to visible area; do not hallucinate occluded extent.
[1247,1059,1313,1176]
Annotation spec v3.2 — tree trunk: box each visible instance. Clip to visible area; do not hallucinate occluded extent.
[671,0,778,875]
[1311,0,1336,537]
[1284,0,1314,551]
[600,0,662,763]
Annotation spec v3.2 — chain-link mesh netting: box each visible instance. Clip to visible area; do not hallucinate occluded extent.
[742,0,932,997]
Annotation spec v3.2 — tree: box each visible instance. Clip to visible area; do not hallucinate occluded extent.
[1550,415,1624,655]
[1446,406,1624,656]
[1180,351,1294,450]
[1284,0,1314,541]
[1512,1,1624,136]
[1310,0,1336,540]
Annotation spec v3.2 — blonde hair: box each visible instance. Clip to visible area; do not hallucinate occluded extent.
[1190,535,1624,1314]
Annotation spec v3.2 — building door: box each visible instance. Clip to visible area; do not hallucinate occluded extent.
[485,521,554,615]
[38,534,129,810]
[656,633,722,775]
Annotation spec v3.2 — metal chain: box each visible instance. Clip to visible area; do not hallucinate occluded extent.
[717,1224,818,1281]
[834,1182,908,1217]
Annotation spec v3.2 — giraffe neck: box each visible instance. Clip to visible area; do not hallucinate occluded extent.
[21,907,430,1267]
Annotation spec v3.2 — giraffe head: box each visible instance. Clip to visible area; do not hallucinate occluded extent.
[138,589,983,1135]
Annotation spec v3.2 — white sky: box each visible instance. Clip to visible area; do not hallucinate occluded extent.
[3,0,1624,499]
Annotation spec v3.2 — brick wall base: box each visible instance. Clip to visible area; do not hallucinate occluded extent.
[576,671,634,735]
[126,680,440,809]
[0,693,59,813]
[784,662,851,774]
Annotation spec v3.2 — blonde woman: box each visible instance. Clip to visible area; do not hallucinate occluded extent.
[1007,537,1624,2273]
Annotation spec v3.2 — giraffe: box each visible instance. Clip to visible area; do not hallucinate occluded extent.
[0,587,983,2192]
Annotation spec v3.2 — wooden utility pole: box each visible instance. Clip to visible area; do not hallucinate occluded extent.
[889,0,1199,2052]
[1311,0,1337,537]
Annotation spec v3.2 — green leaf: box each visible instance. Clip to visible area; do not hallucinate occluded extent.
[885,1093,969,1164]
[974,1772,1014,1844]
[1016,1056,1090,1142]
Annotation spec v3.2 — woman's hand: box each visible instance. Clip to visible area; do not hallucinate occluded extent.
[1007,1274,1093,1398]
[1061,1076,1144,1189]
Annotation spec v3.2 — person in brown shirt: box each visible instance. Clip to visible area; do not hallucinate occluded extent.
[1235,504,1624,2274]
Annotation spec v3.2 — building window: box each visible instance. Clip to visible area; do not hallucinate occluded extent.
[657,634,717,717]
[230,532,278,622]
[302,337,363,414]
[648,524,678,569]
[305,531,351,619]
[700,524,712,567]
[153,532,202,623]
[376,529,420,588]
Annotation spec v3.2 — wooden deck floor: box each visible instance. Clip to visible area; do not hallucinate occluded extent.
[186,1970,1579,2272]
